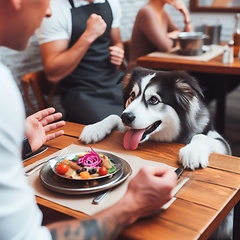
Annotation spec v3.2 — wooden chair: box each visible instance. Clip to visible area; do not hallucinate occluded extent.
[121,39,131,73]
[21,70,57,112]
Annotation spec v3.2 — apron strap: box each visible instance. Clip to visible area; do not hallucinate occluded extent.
[69,0,75,8]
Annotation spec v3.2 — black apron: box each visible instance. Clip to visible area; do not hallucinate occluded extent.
[59,0,124,124]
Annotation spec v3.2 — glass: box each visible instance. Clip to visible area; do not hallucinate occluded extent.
[233,13,240,58]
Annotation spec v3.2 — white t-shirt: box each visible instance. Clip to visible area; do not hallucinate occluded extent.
[37,0,122,45]
[0,62,52,240]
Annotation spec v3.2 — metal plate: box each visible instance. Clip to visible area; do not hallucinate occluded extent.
[39,153,132,195]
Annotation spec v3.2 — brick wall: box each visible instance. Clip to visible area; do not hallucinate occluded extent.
[0,0,237,115]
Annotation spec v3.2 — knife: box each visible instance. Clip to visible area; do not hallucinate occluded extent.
[92,189,111,204]
[175,167,185,179]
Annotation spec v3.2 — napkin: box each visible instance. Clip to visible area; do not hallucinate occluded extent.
[25,144,188,216]
[148,44,224,62]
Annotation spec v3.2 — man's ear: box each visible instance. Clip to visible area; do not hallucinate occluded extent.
[10,0,22,10]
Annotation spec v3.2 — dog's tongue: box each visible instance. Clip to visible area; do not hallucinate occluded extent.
[123,129,145,150]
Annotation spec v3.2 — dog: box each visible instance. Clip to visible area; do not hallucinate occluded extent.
[80,67,233,239]
[80,67,231,170]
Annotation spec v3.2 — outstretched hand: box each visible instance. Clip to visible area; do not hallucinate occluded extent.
[24,107,65,152]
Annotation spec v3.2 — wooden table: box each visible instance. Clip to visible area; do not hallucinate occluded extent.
[24,122,240,240]
[138,54,240,134]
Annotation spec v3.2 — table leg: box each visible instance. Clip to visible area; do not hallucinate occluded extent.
[233,201,240,240]
[215,76,227,134]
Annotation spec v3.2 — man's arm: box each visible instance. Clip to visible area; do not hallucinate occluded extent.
[47,166,177,240]
[40,14,106,83]
[109,28,124,67]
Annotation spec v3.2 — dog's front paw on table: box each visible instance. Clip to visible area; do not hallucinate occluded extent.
[79,122,113,144]
[178,142,210,170]
[79,115,124,144]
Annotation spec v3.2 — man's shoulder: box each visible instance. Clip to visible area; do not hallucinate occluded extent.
[107,0,120,8]
[0,62,12,80]
[50,0,71,10]
[0,62,18,93]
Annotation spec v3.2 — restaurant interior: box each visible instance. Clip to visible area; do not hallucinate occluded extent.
[0,0,239,157]
[1,1,240,239]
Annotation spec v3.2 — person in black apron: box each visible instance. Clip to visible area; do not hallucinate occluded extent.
[58,0,125,124]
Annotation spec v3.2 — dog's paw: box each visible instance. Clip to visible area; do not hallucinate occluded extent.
[79,115,124,144]
[178,134,212,170]
[179,144,209,170]
[79,123,108,143]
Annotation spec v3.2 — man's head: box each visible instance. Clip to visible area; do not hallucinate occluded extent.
[0,0,51,50]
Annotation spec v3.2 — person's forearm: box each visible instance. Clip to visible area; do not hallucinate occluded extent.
[173,1,191,23]
[42,33,95,83]
[47,194,137,240]
[110,28,123,49]
[112,41,123,49]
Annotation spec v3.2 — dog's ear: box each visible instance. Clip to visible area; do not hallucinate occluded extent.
[175,78,199,110]
[121,73,132,89]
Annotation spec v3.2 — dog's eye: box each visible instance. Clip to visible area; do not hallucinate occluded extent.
[148,96,159,105]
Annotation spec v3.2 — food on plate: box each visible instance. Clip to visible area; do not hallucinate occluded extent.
[54,148,117,180]
[98,166,108,176]
[56,162,69,175]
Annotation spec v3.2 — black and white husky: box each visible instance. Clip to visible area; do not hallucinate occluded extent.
[80,67,233,239]
[80,67,231,170]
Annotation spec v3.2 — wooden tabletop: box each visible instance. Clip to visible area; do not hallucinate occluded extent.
[24,122,240,240]
[138,54,240,75]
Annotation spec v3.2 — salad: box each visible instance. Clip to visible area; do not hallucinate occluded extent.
[54,148,116,180]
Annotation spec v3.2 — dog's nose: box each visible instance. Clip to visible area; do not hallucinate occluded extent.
[121,112,135,125]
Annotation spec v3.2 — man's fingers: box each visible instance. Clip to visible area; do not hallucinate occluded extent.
[40,112,63,126]
[32,107,56,121]
[44,120,65,133]
[45,130,65,141]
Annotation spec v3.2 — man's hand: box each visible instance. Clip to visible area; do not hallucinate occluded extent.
[184,22,194,32]
[24,107,65,152]
[84,14,107,42]
[109,46,124,67]
[123,166,177,221]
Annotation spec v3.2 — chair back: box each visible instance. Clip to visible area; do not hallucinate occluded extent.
[121,39,131,73]
[21,70,57,112]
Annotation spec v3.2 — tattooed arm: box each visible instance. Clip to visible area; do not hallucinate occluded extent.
[47,166,177,240]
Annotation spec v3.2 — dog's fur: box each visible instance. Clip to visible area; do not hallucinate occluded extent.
[80,67,231,169]
[80,67,233,239]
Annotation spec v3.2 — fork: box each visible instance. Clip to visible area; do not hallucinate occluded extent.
[25,149,71,176]
[92,189,111,204]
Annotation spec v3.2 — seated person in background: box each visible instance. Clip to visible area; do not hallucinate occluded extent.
[127,0,193,72]
[0,0,177,239]
[37,0,125,125]
[127,0,240,103]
